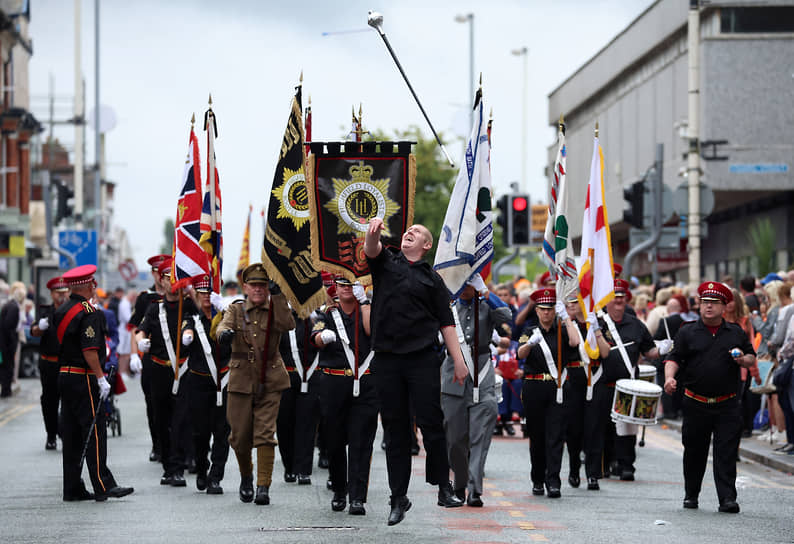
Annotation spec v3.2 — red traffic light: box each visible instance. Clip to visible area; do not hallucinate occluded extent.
[512,196,528,212]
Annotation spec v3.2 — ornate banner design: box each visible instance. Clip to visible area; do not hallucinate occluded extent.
[306,141,416,285]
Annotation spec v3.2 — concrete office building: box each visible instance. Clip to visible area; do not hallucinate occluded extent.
[547,0,794,282]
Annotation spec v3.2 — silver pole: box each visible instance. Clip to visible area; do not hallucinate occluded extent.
[687,0,701,283]
[94,0,102,282]
[73,0,83,227]
[468,14,474,130]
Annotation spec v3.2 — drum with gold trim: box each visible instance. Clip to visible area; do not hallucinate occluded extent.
[611,379,662,425]
[638,364,656,383]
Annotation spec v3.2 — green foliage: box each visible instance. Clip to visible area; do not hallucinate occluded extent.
[747,218,776,276]
[160,218,174,255]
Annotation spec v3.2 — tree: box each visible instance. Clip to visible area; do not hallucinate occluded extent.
[748,218,776,277]
[160,218,174,255]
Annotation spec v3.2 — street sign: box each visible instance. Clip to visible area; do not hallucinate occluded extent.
[673,182,714,218]
[531,204,547,232]
[629,226,681,250]
[58,229,98,269]
[643,184,675,224]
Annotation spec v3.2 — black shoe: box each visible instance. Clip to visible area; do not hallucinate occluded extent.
[255,485,270,505]
[297,474,311,485]
[532,484,545,496]
[318,455,329,469]
[196,472,207,491]
[331,491,346,511]
[568,474,580,488]
[683,496,698,509]
[326,478,333,490]
[718,500,740,513]
[284,472,297,483]
[546,486,561,499]
[98,486,134,501]
[467,493,483,507]
[387,496,411,526]
[620,470,635,481]
[239,476,254,503]
[349,499,366,515]
[493,424,503,436]
[454,488,466,502]
[411,445,420,456]
[160,473,171,485]
[206,479,223,495]
[505,423,516,436]
[64,489,95,501]
[187,458,197,474]
[169,473,186,487]
[741,429,753,438]
[438,482,464,507]
[587,477,600,491]
[45,439,57,451]
[149,450,161,463]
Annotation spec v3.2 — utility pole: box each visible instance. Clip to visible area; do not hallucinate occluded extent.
[687,0,701,283]
[94,0,102,284]
[73,0,84,228]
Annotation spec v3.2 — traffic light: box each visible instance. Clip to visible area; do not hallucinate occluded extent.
[496,194,510,246]
[510,194,531,246]
[55,180,74,225]
[623,180,644,229]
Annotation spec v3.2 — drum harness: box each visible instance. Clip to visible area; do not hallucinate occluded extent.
[287,326,319,394]
[530,326,567,405]
[331,308,373,398]
[599,310,635,379]
[159,302,190,395]
[451,302,490,404]
[193,314,228,406]
[572,324,600,401]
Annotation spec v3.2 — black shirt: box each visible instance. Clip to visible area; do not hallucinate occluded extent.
[653,314,687,342]
[139,297,198,363]
[54,294,107,367]
[278,315,318,370]
[312,306,371,370]
[599,312,654,382]
[185,311,231,377]
[38,305,60,358]
[667,318,756,398]
[129,286,159,330]
[367,247,454,354]
[520,320,576,375]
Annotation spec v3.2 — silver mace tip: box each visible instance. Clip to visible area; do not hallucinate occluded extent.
[367,10,384,34]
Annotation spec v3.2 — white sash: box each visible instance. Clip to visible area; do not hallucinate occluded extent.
[159,303,189,395]
[600,311,635,379]
[288,329,319,393]
[193,315,223,407]
[451,304,489,403]
[535,327,567,405]
[572,324,601,401]
[331,309,374,398]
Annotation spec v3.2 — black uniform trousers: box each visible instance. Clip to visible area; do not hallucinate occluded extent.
[681,396,742,504]
[187,372,230,481]
[522,380,568,488]
[565,368,587,478]
[59,372,117,498]
[150,364,191,476]
[583,380,613,479]
[39,358,61,440]
[319,371,379,502]
[373,349,450,498]
[140,354,159,455]
[277,371,320,476]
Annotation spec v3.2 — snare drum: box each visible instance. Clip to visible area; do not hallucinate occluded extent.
[638,364,656,383]
[611,379,662,425]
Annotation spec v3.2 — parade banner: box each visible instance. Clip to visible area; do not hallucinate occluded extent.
[236,204,252,281]
[306,141,416,285]
[262,85,325,318]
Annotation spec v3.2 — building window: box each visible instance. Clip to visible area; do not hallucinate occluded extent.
[721,7,794,33]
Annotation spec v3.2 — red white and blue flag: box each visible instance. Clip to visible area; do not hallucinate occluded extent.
[200,106,223,294]
[171,127,210,290]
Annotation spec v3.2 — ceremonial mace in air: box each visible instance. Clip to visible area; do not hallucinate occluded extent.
[367,10,455,168]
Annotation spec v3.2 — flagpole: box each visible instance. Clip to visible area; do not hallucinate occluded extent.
[174,289,184,386]
[206,94,217,232]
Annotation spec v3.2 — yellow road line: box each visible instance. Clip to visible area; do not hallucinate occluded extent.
[490,491,504,497]
[0,404,35,427]
[530,535,549,541]
[499,501,513,506]
[518,522,536,530]
[508,510,524,518]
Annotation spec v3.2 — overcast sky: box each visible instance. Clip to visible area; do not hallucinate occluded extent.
[29,0,652,279]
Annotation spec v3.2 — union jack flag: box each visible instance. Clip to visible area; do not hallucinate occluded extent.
[200,105,223,294]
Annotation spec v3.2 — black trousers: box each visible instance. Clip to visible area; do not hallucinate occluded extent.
[188,373,230,481]
[583,381,613,479]
[140,355,159,454]
[522,380,568,488]
[0,348,14,396]
[565,368,586,477]
[681,397,741,504]
[39,358,61,440]
[59,372,117,498]
[151,365,191,476]
[277,371,320,476]
[373,349,450,498]
[319,371,379,502]
[659,363,683,418]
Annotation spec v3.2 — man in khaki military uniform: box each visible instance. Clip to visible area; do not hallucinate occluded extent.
[216,263,295,505]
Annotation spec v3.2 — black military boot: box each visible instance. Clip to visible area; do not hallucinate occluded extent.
[239,475,254,503]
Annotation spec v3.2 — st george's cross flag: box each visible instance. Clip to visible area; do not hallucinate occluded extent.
[433,90,493,297]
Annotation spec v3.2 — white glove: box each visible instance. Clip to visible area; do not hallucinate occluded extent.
[555,301,569,321]
[468,273,488,295]
[656,339,674,356]
[210,292,226,312]
[352,283,368,304]
[319,329,337,345]
[37,317,50,331]
[129,353,142,374]
[527,329,544,347]
[182,331,194,346]
[137,338,151,353]
[98,376,111,400]
[586,312,600,331]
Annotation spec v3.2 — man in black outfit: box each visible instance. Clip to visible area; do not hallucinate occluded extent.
[364,219,467,526]
[55,264,133,502]
[664,281,756,514]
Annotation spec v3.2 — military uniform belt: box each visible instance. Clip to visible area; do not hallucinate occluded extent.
[684,389,736,404]
[190,367,229,377]
[41,354,58,362]
[151,355,187,368]
[566,361,585,368]
[524,373,567,382]
[284,366,296,372]
[604,382,616,387]
[60,366,90,375]
[322,367,370,377]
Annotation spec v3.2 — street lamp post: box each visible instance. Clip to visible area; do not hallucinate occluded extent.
[454,13,474,129]
[511,46,528,193]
